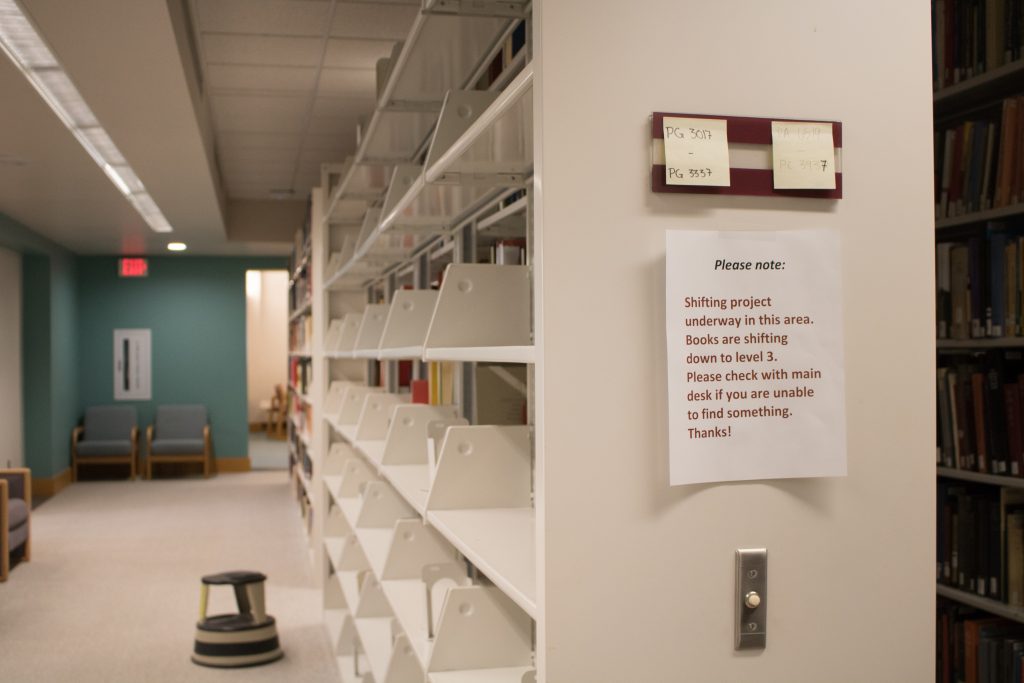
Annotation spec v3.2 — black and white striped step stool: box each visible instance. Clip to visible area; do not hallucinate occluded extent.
[191,570,283,668]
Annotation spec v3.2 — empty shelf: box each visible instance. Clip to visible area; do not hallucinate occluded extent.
[429,668,534,683]
[381,579,432,667]
[382,465,431,516]
[355,527,396,579]
[427,508,536,618]
[354,617,395,681]
[356,440,387,469]
[422,345,535,364]
[376,345,425,360]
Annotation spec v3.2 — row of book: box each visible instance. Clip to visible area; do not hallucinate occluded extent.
[933,0,1024,91]
[937,226,1024,339]
[938,352,1024,475]
[290,267,311,315]
[934,100,1024,221]
[289,357,312,397]
[938,599,1024,683]
[289,314,312,355]
[936,483,1024,602]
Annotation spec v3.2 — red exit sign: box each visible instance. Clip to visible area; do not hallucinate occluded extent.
[119,258,148,278]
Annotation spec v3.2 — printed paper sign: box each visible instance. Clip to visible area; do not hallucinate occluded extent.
[666,228,846,485]
[113,329,151,401]
[771,121,836,190]
[662,116,731,187]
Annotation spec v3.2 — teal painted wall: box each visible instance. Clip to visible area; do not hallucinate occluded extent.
[76,256,286,459]
[0,214,79,478]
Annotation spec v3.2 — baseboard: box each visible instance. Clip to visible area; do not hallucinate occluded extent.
[33,468,72,498]
[216,457,252,473]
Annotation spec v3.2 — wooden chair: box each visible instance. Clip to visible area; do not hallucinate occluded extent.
[71,406,139,480]
[146,405,213,479]
[259,384,287,438]
[1,468,31,581]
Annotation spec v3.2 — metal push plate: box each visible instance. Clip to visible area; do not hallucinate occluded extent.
[735,548,767,650]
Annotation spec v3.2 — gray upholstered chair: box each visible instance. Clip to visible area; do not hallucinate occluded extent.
[72,406,140,480]
[146,405,213,479]
[1,468,31,581]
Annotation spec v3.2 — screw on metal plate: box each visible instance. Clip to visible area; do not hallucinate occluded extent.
[735,549,767,650]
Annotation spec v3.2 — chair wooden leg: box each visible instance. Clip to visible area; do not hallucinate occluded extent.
[1,528,9,582]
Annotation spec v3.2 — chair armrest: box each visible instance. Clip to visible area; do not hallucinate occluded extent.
[146,425,153,449]
[131,427,139,454]
[203,425,212,453]
[71,425,84,456]
[0,468,31,507]
[0,479,7,527]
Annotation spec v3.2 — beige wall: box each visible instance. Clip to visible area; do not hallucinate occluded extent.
[534,1,935,681]
[0,246,22,468]
[245,270,288,424]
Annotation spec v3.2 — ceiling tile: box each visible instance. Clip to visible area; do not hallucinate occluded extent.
[331,3,419,40]
[310,95,374,119]
[211,94,310,133]
[307,112,364,137]
[217,146,300,165]
[317,68,376,96]
[324,38,397,69]
[202,34,323,67]
[196,0,330,36]
[217,131,305,150]
[206,64,318,94]
[300,132,353,153]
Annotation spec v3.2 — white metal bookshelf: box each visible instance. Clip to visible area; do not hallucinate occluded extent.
[305,6,537,681]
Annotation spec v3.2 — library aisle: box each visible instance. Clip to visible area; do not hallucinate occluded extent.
[0,472,337,682]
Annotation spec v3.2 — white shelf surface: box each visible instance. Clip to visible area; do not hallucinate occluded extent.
[427,508,536,618]
[422,345,535,364]
[381,579,432,667]
[429,668,534,683]
[337,655,372,683]
[356,527,396,579]
[376,345,425,360]
[339,571,363,614]
[296,466,312,493]
[354,617,395,681]
[356,440,387,470]
[382,465,431,516]
[325,350,359,360]
[340,424,361,443]
[340,497,364,529]
[327,417,361,444]
[324,537,347,569]
[324,476,344,504]
[325,607,347,649]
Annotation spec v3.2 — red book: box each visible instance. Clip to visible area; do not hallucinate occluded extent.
[410,379,429,404]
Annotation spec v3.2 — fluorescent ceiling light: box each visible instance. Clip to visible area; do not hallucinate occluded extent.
[167,242,187,252]
[0,0,174,234]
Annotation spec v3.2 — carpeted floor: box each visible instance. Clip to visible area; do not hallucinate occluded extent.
[249,432,289,470]
[0,471,337,682]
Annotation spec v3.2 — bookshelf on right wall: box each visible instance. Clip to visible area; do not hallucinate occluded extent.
[933,1,1024,677]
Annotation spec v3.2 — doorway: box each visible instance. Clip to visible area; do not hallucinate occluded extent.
[245,269,289,469]
[0,246,22,469]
